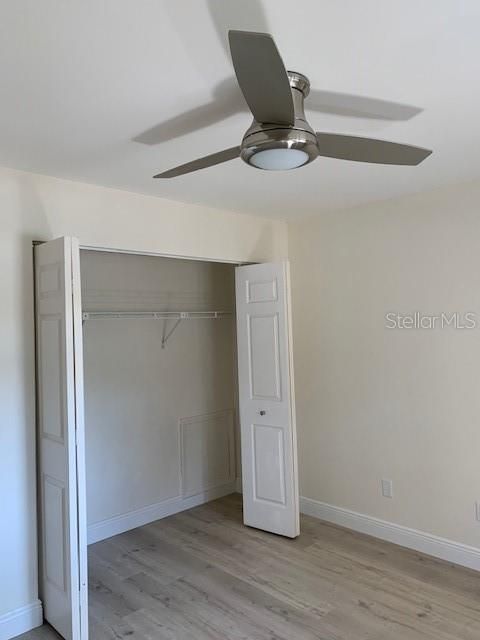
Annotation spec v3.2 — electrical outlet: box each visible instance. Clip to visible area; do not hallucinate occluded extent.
[381,478,393,499]
[475,501,480,522]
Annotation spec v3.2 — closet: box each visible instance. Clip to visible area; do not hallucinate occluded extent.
[81,249,239,543]
[34,236,298,640]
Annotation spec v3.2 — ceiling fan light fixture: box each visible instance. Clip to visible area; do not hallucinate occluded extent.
[248,147,310,171]
[240,127,320,172]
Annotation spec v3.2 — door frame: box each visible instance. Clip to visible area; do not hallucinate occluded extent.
[79,243,250,265]
[77,241,248,518]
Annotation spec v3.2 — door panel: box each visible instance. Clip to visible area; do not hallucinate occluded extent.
[236,261,299,538]
[35,237,88,640]
[43,476,67,590]
[248,313,281,400]
[39,316,64,439]
[252,423,286,504]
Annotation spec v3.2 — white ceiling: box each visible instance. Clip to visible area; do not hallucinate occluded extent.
[1,0,480,219]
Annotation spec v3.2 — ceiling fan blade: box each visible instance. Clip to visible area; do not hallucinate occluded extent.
[153,146,240,178]
[228,30,294,125]
[316,133,432,165]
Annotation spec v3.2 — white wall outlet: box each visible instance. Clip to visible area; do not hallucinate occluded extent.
[475,501,480,522]
[381,478,393,498]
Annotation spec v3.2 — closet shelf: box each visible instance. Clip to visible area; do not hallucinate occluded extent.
[82,310,232,321]
[81,310,233,348]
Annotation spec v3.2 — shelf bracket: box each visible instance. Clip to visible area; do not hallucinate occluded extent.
[161,312,187,348]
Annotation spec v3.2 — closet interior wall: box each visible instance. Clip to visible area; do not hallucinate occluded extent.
[80,250,238,543]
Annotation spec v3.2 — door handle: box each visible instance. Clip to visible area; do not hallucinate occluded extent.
[259,410,266,416]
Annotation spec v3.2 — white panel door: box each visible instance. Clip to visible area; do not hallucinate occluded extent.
[35,237,88,640]
[235,261,299,538]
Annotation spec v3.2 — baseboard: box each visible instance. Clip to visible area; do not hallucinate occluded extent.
[0,600,43,640]
[300,497,480,572]
[89,486,480,569]
[88,481,237,544]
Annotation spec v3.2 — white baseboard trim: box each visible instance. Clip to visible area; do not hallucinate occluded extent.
[88,481,237,544]
[0,600,43,640]
[300,497,480,572]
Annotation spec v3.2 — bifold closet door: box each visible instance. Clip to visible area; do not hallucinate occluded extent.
[235,261,300,538]
[35,237,88,640]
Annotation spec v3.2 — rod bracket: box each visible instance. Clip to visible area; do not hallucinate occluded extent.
[161,315,185,348]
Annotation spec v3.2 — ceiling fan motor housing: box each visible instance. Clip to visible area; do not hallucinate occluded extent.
[240,71,319,169]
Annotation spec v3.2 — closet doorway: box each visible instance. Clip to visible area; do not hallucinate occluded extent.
[34,237,299,640]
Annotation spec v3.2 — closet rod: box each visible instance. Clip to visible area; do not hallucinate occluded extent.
[81,310,233,347]
[82,310,232,321]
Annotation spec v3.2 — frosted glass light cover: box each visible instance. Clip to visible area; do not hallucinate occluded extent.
[249,148,309,170]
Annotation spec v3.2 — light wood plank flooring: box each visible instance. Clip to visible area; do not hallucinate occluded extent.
[18,493,480,639]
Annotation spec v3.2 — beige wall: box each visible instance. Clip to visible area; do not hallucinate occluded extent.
[289,180,480,548]
[0,165,287,618]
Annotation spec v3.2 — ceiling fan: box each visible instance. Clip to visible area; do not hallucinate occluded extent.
[154,30,432,178]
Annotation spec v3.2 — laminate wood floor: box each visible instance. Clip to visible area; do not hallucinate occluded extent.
[18,493,480,640]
